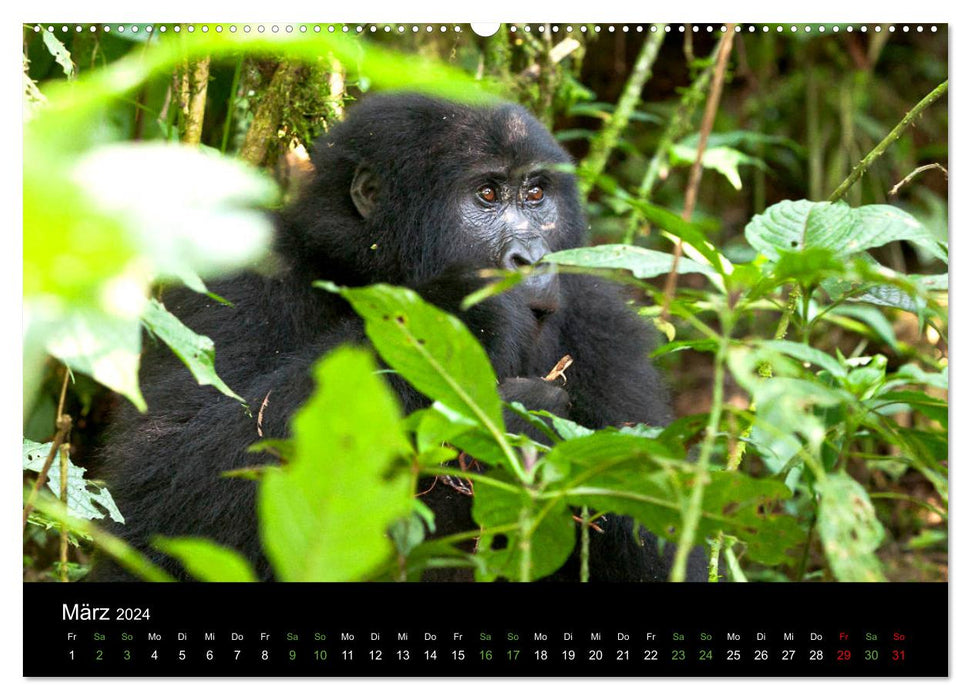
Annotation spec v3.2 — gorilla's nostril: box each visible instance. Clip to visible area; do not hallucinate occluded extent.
[511,254,532,269]
[531,305,553,322]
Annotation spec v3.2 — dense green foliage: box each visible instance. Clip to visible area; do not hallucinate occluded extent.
[23,24,947,583]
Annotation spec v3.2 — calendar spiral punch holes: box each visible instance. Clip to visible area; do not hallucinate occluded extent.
[23,23,948,678]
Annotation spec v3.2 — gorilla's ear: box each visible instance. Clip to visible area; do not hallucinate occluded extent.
[350,164,380,219]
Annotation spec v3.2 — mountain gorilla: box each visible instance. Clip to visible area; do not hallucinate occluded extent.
[92,93,706,582]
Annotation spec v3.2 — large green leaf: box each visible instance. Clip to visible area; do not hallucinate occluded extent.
[815,473,886,582]
[258,347,413,581]
[545,245,720,285]
[333,283,506,443]
[746,199,944,262]
[24,142,276,410]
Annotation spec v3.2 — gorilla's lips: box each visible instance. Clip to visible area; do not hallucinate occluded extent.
[523,266,560,321]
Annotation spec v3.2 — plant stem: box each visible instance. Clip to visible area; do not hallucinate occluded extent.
[179,55,211,145]
[219,55,243,153]
[888,163,948,197]
[579,28,665,198]
[23,367,72,530]
[670,317,731,581]
[707,533,723,582]
[829,80,948,202]
[58,444,70,582]
[518,507,533,582]
[625,42,721,245]
[660,26,736,318]
[580,506,590,583]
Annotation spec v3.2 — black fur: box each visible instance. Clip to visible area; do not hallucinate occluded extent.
[91,93,706,582]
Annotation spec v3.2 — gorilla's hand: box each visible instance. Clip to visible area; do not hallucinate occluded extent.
[499,377,570,415]
[499,377,570,441]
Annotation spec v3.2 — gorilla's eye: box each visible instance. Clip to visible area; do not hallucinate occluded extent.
[477,185,498,203]
[525,185,544,203]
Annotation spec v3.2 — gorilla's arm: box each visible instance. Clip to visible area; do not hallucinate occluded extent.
[557,275,673,429]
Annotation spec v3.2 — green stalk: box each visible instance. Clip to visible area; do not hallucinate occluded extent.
[220,55,243,153]
[670,314,731,582]
[623,42,720,243]
[829,80,948,202]
[580,506,591,583]
[579,28,665,198]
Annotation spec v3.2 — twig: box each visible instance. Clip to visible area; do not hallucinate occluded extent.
[829,80,948,202]
[58,444,70,582]
[256,390,271,437]
[22,367,72,529]
[888,163,948,198]
[660,26,736,319]
[579,28,666,198]
[543,355,574,383]
[624,42,721,243]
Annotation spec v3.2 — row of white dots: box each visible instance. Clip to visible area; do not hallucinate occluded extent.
[33,24,940,35]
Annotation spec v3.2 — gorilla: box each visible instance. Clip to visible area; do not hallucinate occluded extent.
[92,93,706,582]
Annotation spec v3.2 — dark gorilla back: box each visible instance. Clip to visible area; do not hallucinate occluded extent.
[91,93,706,582]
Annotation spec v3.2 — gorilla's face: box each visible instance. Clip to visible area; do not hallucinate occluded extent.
[301,95,587,310]
[457,164,562,317]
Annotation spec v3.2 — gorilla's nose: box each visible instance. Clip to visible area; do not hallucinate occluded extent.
[500,236,549,271]
[500,237,559,320]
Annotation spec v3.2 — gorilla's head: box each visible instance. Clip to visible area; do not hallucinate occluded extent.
[280,93,587,316]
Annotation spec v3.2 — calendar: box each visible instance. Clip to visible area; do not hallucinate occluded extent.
[22,21,950,682]
[25,583,946,676]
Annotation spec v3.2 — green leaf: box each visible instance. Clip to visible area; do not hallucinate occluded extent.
[38,307,146,412]
[153,536,258,582]
[815,473,886,582]
[23,141,276,410]
[23,439,124,523]
[827,304,899,350]
[472,479,576,582]
[746,199,944,262]
[41,28,74,79]
[332,284,518,472]
[869,390,947,427]
[890,364,948,390]
[141,299,245,404]
[670,144,765,190]
[545,245,721,285]
[73,143,276,282]
[762,340,847,378]
[544,433,802,566]
[258,347,412,581]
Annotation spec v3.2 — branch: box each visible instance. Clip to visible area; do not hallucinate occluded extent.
[660,25,736,319]
[888,163,948,198]
[829,80,948,202]
[579,28,665,198]
[179,55,211,145]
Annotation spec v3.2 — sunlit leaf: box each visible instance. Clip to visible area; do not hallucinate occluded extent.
[153,536,258,582]
[259,347,412,581]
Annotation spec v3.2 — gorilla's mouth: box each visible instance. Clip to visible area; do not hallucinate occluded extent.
[524,271,560,322]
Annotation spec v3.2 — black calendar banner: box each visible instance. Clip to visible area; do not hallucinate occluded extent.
[24,582,947,677]
[23,22,949,681]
